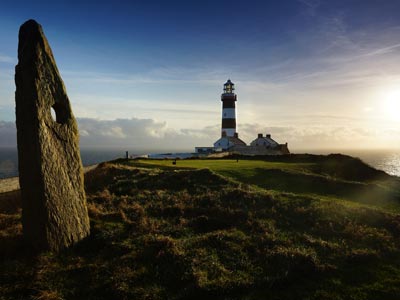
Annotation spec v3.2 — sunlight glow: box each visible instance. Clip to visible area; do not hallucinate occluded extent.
[382,89,400,121]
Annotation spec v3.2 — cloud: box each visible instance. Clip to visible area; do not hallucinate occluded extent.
[0,55,14,64]
[0,121,16,146]
[298,0,321,16]
[245,8,400,93]
[62,66,228,86]
[76,118,220,151]
[235,122,400,150]
[362,43,400,58]
[1,117,399,151]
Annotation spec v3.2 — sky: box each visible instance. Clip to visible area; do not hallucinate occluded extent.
[1,0,400,152]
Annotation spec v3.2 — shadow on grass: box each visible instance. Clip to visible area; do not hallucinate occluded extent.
[224,168,400,211]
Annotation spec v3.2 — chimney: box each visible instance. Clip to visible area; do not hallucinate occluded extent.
[234,132,238,138]
[266,134,271,139]
[258,133,263,138]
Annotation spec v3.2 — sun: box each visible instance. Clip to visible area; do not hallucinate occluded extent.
[382,89,400,121]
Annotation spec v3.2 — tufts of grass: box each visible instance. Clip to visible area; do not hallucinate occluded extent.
[1,156,400,299]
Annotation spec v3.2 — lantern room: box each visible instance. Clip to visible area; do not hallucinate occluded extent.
[223,79,235,94]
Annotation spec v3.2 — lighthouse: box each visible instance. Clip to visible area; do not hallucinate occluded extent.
[221,79,237,137]
[210,79,246,151]
[195,78,290,155]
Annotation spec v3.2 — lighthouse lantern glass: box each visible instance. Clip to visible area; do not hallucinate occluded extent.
[224,81,234,94]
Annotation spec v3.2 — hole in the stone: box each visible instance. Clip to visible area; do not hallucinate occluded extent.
[51,107,57,122]
[51,103,69,124]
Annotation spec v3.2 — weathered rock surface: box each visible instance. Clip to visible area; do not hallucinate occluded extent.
[15,20,90,251]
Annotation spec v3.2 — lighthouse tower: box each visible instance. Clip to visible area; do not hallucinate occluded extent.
[211,79,246,151]
[195,78,289,154]
[221,79,237,137]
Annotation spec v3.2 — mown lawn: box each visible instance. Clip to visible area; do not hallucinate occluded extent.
[130,158,315,173]
[127,156,400,212]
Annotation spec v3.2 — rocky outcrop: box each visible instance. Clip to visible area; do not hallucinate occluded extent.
[15,20,90,251]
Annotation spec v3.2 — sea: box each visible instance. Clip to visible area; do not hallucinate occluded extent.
[0,147,399,179]
[297,149,400,178]
[0,147,151,179]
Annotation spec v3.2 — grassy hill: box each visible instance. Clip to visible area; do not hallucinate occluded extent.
[1,154,400,299]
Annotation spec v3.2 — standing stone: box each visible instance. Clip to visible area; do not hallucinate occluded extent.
[15,20,90,251]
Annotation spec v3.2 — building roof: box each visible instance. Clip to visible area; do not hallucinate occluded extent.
[227,136,246,146]
[224,79,234,86]
[213,135,247,150]
[250,135,279,147]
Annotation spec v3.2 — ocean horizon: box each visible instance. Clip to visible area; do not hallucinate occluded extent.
[0,147,399,179]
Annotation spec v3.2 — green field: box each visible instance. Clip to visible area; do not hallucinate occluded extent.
[129,156,400,212]
[1,154,400,300]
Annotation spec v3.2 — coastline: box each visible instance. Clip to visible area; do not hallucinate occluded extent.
[1,150,399,193]
[2,148,400,178]
[0,164,99,193]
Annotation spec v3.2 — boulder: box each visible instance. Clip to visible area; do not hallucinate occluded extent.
[15,19,90,251]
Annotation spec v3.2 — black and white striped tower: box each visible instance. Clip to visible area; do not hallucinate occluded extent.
[221,79,237,137]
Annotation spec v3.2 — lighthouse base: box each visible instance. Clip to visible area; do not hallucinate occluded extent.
[195,132,290,155]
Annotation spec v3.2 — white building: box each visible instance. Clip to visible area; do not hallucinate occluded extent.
[213,132,246,151]
[250,134,279,148]
[194,79,290,155]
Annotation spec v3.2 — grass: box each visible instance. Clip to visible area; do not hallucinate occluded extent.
[126,155,400,212]
[1,154,400,300]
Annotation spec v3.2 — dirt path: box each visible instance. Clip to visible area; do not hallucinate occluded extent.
[0,164,99,194]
